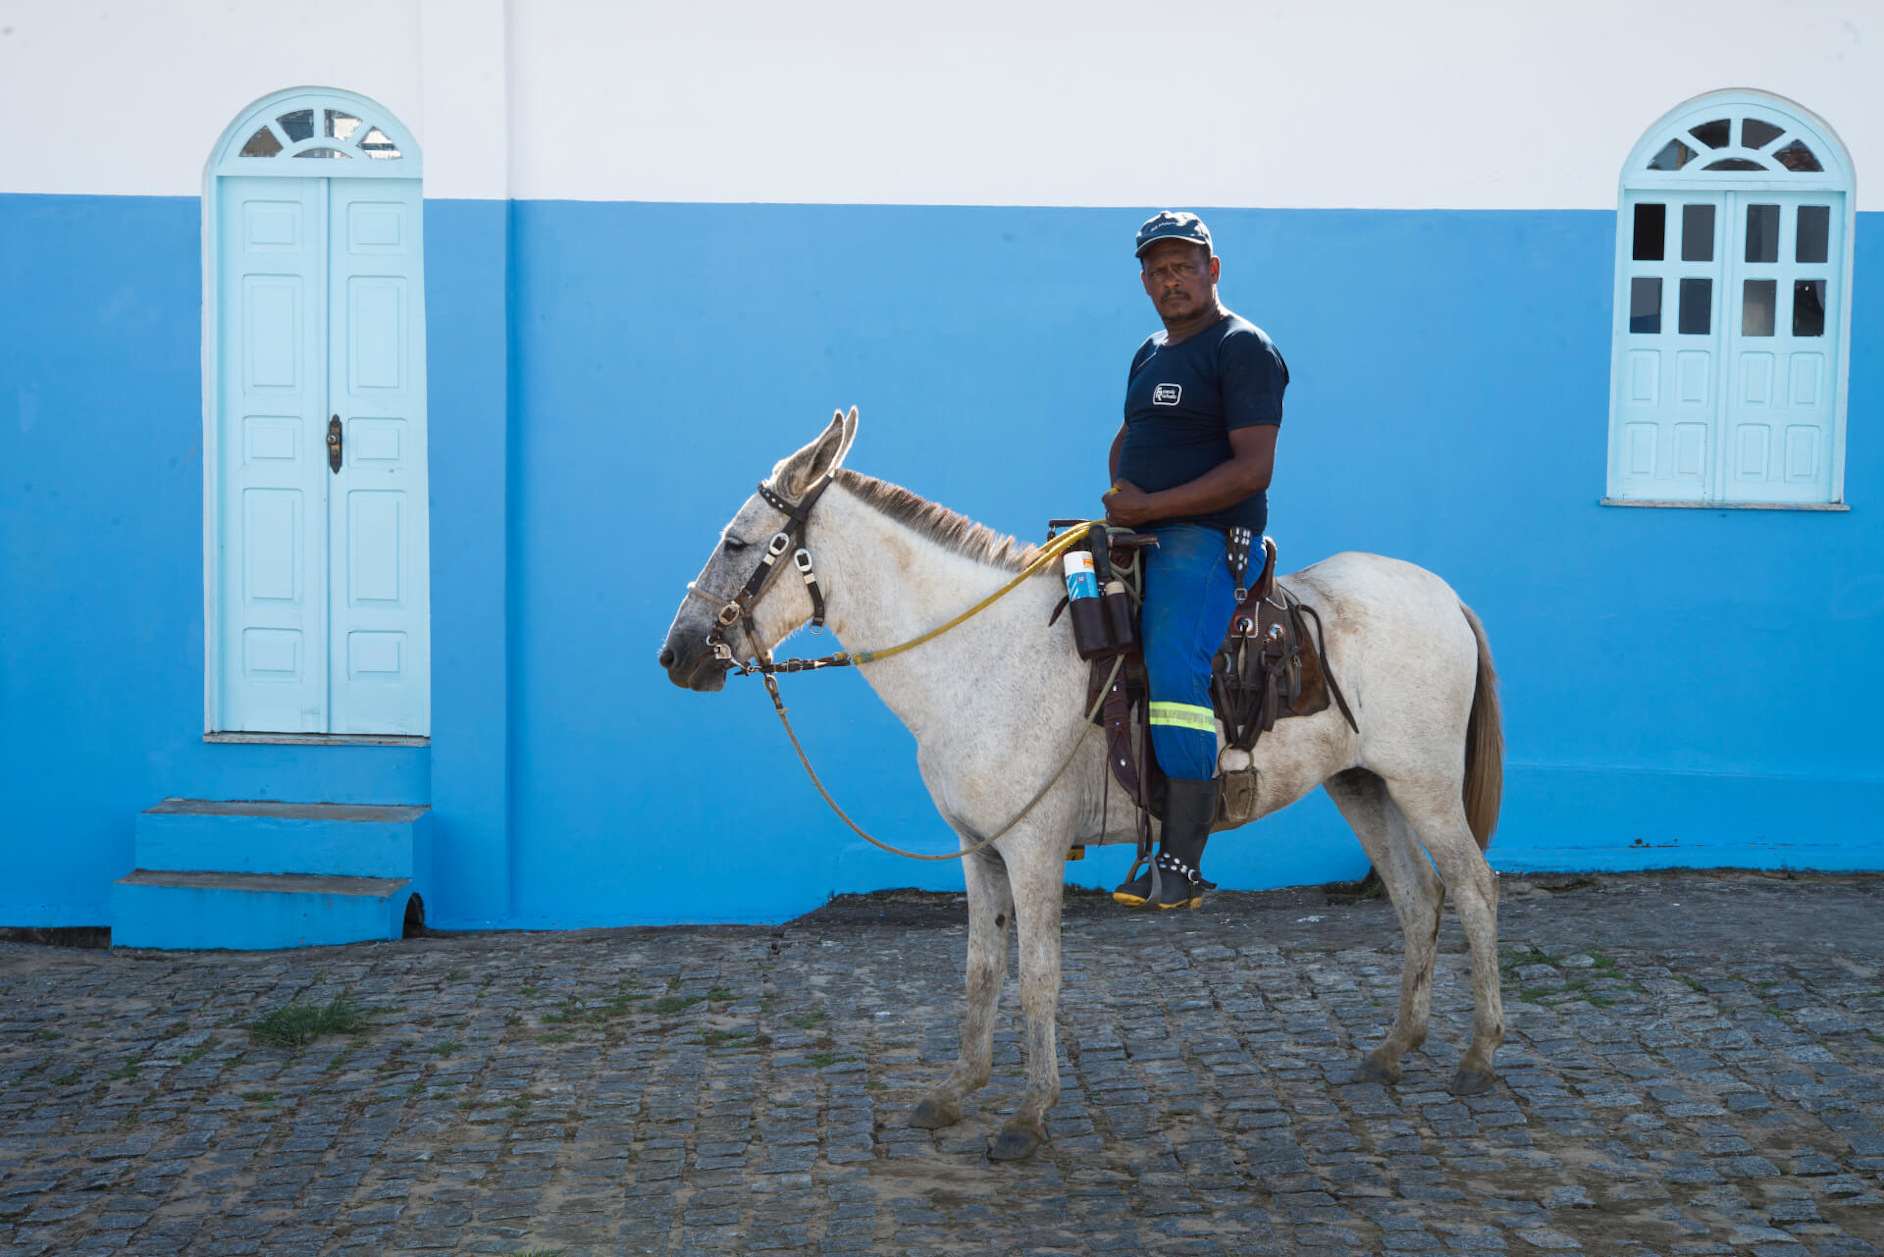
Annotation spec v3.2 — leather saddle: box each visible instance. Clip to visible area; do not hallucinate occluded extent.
[1084,535,1356,818]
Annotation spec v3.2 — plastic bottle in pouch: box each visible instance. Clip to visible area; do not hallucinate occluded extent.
[1062,551,1098,601]
[1062,550,1114,659]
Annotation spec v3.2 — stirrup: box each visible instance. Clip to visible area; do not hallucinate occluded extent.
[1111,850,1156,909]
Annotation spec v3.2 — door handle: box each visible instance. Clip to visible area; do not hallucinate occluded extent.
[327,415,342,473]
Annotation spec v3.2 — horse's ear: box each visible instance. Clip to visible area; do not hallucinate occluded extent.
[836,405,859,466]
[777,406,860,496]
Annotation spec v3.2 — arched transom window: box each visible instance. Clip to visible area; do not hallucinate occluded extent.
[211,90,421,177]
[1606,91,1853,507]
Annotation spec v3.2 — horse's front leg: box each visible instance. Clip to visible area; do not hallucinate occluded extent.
[989,846,1064,1161]
[910,845,1013,1130]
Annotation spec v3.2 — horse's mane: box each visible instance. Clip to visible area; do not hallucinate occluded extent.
[833,469,1039,573]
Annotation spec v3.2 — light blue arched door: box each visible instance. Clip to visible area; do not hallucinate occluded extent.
[209,92,430,735]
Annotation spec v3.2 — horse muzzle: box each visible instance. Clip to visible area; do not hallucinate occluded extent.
[658,639,731,692]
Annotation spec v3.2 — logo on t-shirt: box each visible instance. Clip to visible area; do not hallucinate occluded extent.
[1152,383,1181,406]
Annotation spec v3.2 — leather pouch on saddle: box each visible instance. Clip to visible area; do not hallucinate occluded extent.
[1216,540,1338,750]
[1045,521,1147,663]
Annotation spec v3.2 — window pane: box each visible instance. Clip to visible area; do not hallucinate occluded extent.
[1703,158,1765,171]
[1678,278,1712,335]
[359,127,402,159]
[1744,205,1780,263]
[277,109,315,142]
[1742,280,1776,336]
[1773,141,1822,172]
[1796,206,1829,263]
[325,111,362,142]
[1630,277,1662,334]
[1632,203,1666,261]
[1793,280,1826,337]
[1648,139,1694,171]
[1689,119,1731,149]
[239,127,282,158]
[1680,204,1714,262]
[1742,118,1784,149]
[291,146,350,159]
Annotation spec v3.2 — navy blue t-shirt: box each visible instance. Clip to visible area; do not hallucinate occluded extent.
[1119,312,1288,535]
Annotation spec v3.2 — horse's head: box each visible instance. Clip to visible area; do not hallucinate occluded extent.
[659,406,860,691]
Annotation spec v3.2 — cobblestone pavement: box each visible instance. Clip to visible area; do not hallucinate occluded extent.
[3,871,1882,1257]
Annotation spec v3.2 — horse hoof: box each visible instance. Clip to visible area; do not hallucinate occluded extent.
[908,1098,960,1130]
[1448,1066,1497,1096]
[987,1124,1044,1162]
[1354,1053,1401,1085]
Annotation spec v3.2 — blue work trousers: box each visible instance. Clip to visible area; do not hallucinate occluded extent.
[1140,524,1235,782]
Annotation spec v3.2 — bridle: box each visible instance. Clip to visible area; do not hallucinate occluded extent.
[693,474,851,677]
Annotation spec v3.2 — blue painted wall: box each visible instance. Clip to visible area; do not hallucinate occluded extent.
[0,195,431,926]
[4,194,1879,929]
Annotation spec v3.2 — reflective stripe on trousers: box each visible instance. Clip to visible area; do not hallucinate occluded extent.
[1148,701,1216,733]
[1141,523,1234,782]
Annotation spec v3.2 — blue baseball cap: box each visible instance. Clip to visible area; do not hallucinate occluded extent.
[1134,210,1213,258]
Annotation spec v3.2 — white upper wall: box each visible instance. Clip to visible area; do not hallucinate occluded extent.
[3,0,1878,208]
[0,1,424,193]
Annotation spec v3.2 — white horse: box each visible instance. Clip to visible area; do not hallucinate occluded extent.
[660,408,1505,1162]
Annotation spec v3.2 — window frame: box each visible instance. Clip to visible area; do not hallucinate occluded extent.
[1605,90,1855,508]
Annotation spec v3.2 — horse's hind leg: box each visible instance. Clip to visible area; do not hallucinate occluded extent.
[988,847,1064,1162]
[1324,769,1444,1085]
[1387,783,1504,1096]
[910,846,1013,1130]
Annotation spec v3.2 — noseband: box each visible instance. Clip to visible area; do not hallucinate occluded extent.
[699,474,839,675]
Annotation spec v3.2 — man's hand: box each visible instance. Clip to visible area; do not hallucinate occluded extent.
[1103,480,1158,527]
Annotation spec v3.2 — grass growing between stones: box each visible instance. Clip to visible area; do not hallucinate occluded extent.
[541,983,661,1027]
[1500,945,1558,971]
[248,992,372,1049]
[647,994,705,1016]
[1518,975,1632,1008]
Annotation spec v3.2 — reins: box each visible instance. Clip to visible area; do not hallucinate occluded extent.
[761,657,1121,862]
[703,475,1110,861]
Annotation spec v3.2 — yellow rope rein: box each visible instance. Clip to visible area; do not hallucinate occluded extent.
[847,520,1103,664]
[765,517,1115,861]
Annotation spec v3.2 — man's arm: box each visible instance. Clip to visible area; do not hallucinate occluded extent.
[1108,423,1126,482]
[1103,425,1277,527]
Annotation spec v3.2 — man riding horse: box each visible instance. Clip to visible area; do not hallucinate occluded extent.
[1104,211,1290,912]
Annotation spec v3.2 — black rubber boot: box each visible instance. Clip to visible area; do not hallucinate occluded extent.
[1112,777,1219,910]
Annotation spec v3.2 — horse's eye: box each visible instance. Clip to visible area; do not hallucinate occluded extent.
[722,536,749,552]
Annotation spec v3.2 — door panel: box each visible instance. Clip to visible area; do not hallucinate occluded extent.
[1611,190,1725,500]
[1719,192,1842,503]
[326,179,430,735]
[218,177,328,732]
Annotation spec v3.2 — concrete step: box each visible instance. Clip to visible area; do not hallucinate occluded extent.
[135,799,430,879]
[115,800,432,950]
[111,870,418,950]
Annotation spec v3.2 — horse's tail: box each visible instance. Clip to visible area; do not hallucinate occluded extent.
[1459,602,1503,851]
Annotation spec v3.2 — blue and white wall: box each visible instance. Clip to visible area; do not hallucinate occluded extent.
[4,1,1881,930]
